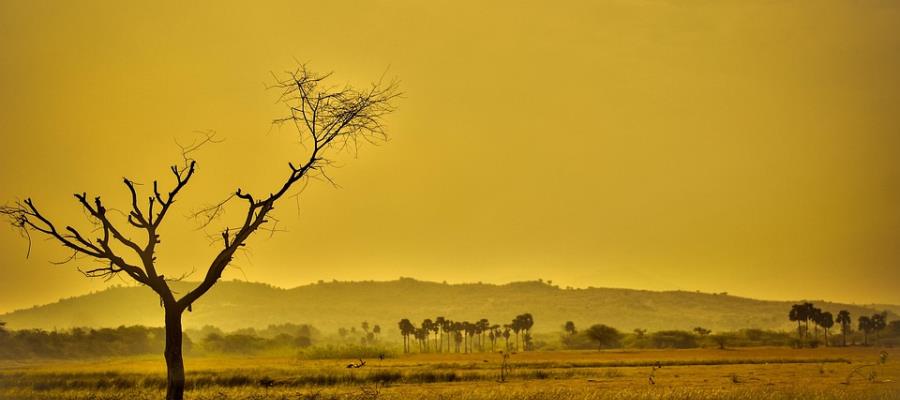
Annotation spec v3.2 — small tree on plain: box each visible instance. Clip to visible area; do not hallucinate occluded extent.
[564,321,577,336]
[585,324,622,350]
[1,65,398,400]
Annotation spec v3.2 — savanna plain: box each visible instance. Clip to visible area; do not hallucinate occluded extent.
[1,347,896,400]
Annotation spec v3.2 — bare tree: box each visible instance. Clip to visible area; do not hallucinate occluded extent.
[1,65,398,400]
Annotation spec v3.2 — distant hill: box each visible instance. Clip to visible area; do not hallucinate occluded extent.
[1,279,894,335]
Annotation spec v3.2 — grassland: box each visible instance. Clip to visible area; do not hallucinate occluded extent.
[1,347,897,399]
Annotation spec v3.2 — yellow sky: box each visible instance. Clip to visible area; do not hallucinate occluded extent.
[1,0,899,313]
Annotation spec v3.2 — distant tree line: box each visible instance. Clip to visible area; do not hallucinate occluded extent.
[0,324,180,359]
[788,302,891,347]
[0,322,317,359]
[397,314,534,353]
[335,321,382,346]
[560,318,900,351]
[188,323,317,354]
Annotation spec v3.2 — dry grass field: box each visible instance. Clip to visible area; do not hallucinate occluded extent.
[1,347,897,399]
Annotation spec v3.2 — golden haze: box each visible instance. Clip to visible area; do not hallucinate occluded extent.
[1,0,898,312]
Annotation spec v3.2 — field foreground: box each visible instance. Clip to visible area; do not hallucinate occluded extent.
[0,347,897,399]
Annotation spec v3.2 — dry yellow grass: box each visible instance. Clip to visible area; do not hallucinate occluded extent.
[0,347,897,399]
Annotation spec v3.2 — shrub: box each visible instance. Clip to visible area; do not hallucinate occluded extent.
[650,330,698,349]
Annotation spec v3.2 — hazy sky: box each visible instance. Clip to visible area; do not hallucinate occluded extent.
[1,0,899,313]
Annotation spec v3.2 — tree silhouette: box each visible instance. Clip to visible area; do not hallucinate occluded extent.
[508,313,534,352]
[836,310,852,347]
[819,311,834,347]
[871,312,887,344]
[464,321,475,353]
[789,303,806,341]
[421,319,434,352]
[502,326,511,351]
[431,319,441,352]
[564,321,577,337]
[442,318,453,352]
[0,65,398,400]
[585,324,621,350]
[519,313,534,350]
[398,319,414,353]
[434,316,445,353]
[489,324,500,352]
[809,306,822,341]
[477,318,490,352]
[858,316,872,346]
[693,327,711,337]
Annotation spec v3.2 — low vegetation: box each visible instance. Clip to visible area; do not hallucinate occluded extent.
[0,347,895,399]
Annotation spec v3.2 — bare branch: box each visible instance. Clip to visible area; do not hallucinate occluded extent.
[178,65,399,311]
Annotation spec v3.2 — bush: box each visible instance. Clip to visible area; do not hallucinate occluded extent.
[650,330,698,349]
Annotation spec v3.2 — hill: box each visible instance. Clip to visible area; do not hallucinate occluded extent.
[1,279,894,335]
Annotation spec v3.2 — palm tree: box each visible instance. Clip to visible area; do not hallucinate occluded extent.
[473,323,480,351]
[372,324,381,341]
[819,311,833,347]
[809,306,823,341]
[429,319,441,352]
[478,319,490,351]
[421,319,434,352]
[459,321,472,353]
[445,319,454,352]
[489,324,501,352]
[520,313,534,350]
[872,312,887,344]
[858,316,873,346]
[434,316,445,353]
[502,326,511,351]
[836,310,851,346]
[789,304,805,340]
[398,319,414,353]
[802,302,816,339]
[511,317,523,351]
[464,322,476,353]
[414,328,427,352]
[451,322,463,352]
[564,321,577,337]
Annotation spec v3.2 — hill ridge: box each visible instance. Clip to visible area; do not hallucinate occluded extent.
[1,278,895,334]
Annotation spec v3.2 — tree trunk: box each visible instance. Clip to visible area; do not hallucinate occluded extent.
[164,308,186,400]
